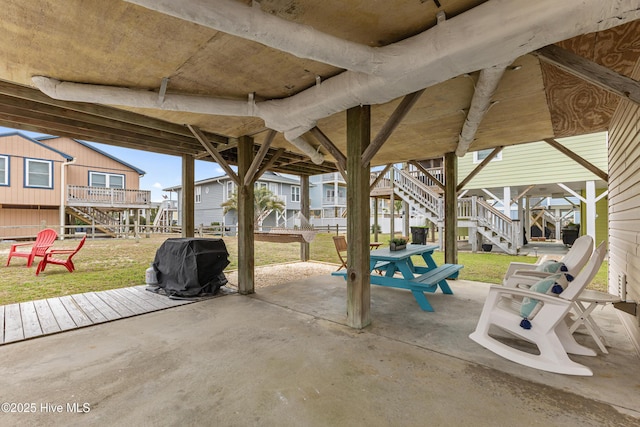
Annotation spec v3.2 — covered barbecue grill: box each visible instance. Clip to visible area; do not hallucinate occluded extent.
[152,238,230,298]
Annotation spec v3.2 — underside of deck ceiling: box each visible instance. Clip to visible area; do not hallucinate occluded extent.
[0,0,638,175]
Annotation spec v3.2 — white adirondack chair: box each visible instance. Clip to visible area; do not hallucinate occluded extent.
[469,242,607,376]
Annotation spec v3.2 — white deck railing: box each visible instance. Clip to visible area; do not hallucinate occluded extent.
[67,186,151,207]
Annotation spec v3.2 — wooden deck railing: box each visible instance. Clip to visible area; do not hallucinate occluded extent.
[67,186,151,207]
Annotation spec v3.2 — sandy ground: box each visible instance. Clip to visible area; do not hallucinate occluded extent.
[224,261,338,289]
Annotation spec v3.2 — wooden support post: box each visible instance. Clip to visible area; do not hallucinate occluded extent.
[300,175,310,261]
[181,154,195,238]
[444,152,458,264]
[346,105,371,329]
[237,136,255,295]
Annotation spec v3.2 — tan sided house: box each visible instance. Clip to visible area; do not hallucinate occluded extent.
[0,132,150,239]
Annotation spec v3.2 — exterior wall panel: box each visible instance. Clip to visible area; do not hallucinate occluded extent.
[0,134,64,206]
[608,58,640,349]
[0,207,59,238]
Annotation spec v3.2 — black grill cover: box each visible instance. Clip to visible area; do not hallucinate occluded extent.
[153,238,229,297]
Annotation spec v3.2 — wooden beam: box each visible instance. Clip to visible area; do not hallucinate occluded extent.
[535,45,640,105]
[543,138,608,182]
[444,152,458,264]
[409,161,445,191]
[196,141,239,158]
[510,185,535,205]
[244,129,276,185]
[456,146,503,192]
[255,148,286,181]
[361,90,425,166]
[188,125,240,185]
[237,136,255,295]
[336,160,348,182]
[309,126,346,171]
[0,97,201,153]
[346,105,371,329]
[369,164,392,191]
[0,116,192,157]
[181,155,195,238]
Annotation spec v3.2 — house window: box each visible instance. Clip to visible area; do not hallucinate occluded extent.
[0,155,8,186]
[89,172,125,188]
[291,186,300,202]
[473,149,502,164]
[25,158,53,188]
[195,186,202,203]
[226,181,234,200]
[255,182,268,190]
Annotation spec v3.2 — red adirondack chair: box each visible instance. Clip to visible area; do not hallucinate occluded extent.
[6,228,58,267]
[36,235,87,275]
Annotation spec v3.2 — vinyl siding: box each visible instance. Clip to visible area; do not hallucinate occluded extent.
[195,181,226,226]
[0,134,64,206]
[458,132,608,189]
[608,58,640,338]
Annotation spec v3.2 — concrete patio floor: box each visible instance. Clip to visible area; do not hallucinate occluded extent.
[1,273,639,426]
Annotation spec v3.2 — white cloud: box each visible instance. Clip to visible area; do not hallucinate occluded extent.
[152,182,163,189]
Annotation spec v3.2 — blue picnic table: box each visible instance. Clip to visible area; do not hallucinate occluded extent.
[332,244,463,311]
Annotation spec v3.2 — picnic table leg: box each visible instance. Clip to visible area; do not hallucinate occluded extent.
[437,279,454,295]
[421,253,438,270]
[384,264,399,277]
[396,261,415,279]
[410,290,434,311]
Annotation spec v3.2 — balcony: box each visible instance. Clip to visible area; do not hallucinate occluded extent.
[66,185,152,208]
[321,172,346,183]
[322,196,347,206]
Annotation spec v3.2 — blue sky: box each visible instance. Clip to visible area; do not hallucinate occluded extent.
[0,126,226,202]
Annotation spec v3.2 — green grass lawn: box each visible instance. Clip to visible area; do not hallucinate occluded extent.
[0,232,608,305]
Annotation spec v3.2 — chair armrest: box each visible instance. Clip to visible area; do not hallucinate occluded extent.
[577,289,622,304]
[511,270,551,279]
[47,249,75,255]
[504,273,543,289]
[9,242,34,249]
[503,262,537,281]
[488,285,570,307]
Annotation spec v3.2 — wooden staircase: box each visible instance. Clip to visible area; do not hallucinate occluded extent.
[66,206,119,237]
[371,167,521,254]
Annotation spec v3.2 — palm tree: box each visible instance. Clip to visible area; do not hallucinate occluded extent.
[221,186,286,227]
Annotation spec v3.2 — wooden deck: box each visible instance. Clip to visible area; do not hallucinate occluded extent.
[0,286,196,345]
